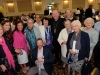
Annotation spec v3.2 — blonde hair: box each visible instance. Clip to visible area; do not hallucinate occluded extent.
[71,20,81,27]
[65,8,73,18]
[27,18,34,23]
[84,18,94,26]
[65,8,72,13]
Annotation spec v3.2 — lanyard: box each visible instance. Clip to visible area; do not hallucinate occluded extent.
[45,27,50,39]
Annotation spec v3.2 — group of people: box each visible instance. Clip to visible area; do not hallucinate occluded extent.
[0,8,100,75]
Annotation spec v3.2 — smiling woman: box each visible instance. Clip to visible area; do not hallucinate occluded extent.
[13,20,29,73]
[0,24,17,75]
[1,20,14,49]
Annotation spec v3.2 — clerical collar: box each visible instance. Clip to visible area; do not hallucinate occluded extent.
[54,18,59,21]
[55,19,58,21]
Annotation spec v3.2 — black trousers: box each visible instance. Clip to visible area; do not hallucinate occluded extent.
[52,40,61,63]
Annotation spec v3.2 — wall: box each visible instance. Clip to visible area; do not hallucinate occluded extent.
[0,0,100,17]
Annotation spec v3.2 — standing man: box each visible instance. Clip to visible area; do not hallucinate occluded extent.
[27,38,54,75]
[85,5,93,18]
[49,9,65,64]
[44,7,49,16]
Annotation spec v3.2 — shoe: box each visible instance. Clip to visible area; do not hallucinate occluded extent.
[57,61,62,65]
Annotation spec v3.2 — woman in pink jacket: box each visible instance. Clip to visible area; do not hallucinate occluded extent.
[13,21,29,73]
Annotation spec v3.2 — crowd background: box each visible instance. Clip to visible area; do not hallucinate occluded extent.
[0,4,100,75]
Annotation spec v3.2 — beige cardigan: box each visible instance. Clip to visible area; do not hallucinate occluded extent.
[58,28,68,57]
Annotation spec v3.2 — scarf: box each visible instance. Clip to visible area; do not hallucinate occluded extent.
[25,27,36,50]
[0,37,15,69]
[13,30,28,52]
[70,31,81,50]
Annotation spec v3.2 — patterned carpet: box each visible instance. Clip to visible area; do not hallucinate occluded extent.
[52,64,68,75]
[17,58,94,75]
[17,63,68,75]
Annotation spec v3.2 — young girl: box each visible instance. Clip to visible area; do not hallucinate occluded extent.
[13,21,29,73]
[0,25,16,75]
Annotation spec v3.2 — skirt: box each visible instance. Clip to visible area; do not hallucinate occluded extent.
[70,54,84,72]
[17,49,28,64]
[61,56,68,64]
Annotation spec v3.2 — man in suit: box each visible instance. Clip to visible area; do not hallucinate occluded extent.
[49,9,65,64]
[27,38,54,75]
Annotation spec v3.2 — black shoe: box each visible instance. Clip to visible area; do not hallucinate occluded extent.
[57,61,62,65]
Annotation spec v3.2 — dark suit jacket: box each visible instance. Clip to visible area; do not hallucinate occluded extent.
[85,8,93,18]
[67,31,90,61]
[32,47,54,75]
[49,17,65,40]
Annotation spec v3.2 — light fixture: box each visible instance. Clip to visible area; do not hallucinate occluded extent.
[36,1,40,4]
[64,0,69,4]
[88,0,93,4]
[90,0,93,2]
[64,0,68,3]
[7,3,14,6]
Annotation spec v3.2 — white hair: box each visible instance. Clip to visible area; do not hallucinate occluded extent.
[71,20,81,27]
[27,18,34,23]
[84,17,94,26]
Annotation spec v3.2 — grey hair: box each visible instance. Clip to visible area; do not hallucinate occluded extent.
[64,19,71,25]
[27,18,34,23]
[84,17,94,26]
[71,20,81,27]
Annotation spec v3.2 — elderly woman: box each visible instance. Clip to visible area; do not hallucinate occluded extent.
[58,20,72,68]
[82,18,98,60]
[24,18,41,51]
[67,20,90,75]
[65,9,76,22]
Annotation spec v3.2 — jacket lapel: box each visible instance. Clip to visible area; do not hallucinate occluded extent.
[43,47,45,59]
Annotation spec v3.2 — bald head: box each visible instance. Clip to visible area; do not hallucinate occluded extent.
[52,10,59,20]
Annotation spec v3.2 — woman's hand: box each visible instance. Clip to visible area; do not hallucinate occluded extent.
[63,41,66,44]
[0,65,7,72]
[69,49,76,55]
[85,57,88,61]
[19,49,23,55]
[15,49,23,55]
[15,49,20,53]
[61,41,66,46]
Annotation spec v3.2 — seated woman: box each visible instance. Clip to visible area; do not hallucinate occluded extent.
[67,20,90,75]
[13,21,29,73]
[0,25,16,75]
[39,17,52,49]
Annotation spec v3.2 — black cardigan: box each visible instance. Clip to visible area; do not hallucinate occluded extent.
[67,31,90,61]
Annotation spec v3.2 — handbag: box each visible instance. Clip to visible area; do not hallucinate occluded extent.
[91,68,99,75]
[81,60,93,75]
[67,53,73,64]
